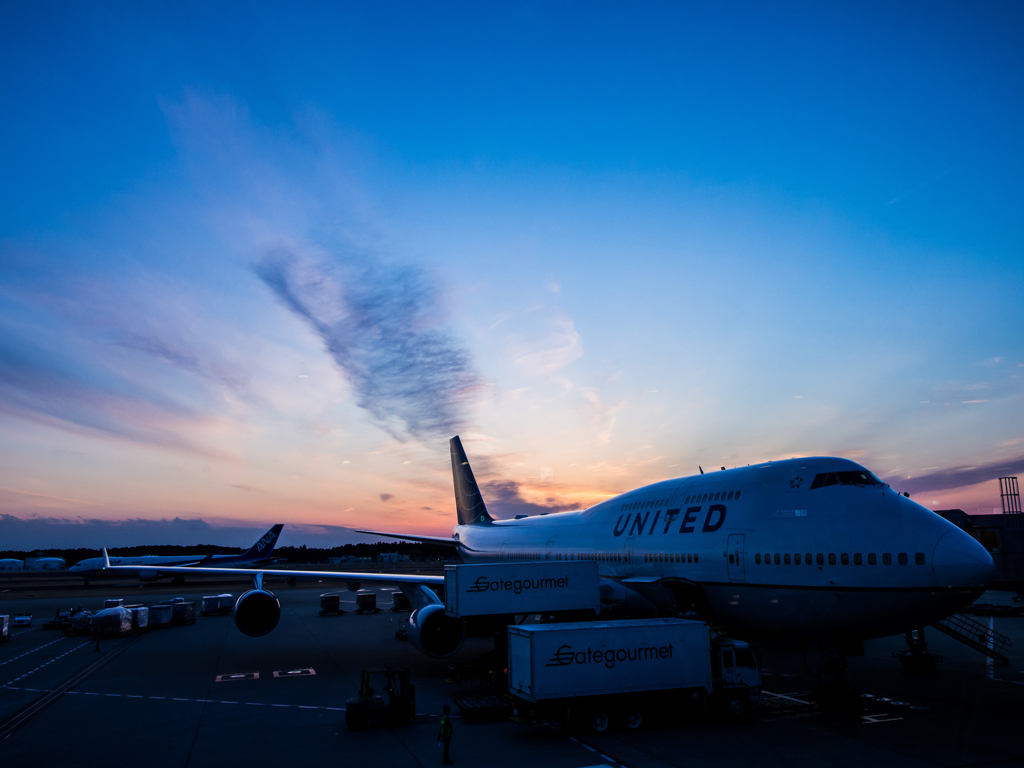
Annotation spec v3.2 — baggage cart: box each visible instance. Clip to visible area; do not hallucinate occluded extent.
[149,604,173,628]
[319,593,345,616]
[170,601,196,625]
[355,591,380,614]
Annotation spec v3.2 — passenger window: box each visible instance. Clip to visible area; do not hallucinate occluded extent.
[755,554,761,564]
[714,492,720,501]
[735,491,741,499]
[806,553,813,565]
[784,554,791,564]
[764,553,770,564]
[735,649,756,669]
[854,553,862,565]
[828,553,836,565]
[915,552,925,565]
[868,553,876,565]
[722,651,734,668]
[883,553,891,565]
[816,553,824,566]
[774,554,780,565]
[727,491,734,500]
[694,554,698,563]
[794,553,801,565]
[898,553,908,565]
[841,554,849,565]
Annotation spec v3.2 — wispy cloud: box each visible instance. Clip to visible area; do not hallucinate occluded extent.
[483,480,582,519]
[0,335,223,456]
[883,454,1024,494]
[256,247,480,442]
[887,166,956,205]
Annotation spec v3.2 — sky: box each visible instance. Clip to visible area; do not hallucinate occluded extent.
[1,2,1022,550]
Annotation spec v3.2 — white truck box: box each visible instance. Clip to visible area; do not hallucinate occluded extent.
[444,561,600,618]
[508,618,712,703]
[0,615,8,641]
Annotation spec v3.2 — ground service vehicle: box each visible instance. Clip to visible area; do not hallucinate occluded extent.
[345,668,415,729]
[13,612,32,627]
[507,618,760,733]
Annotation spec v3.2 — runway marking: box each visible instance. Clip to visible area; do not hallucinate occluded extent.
[562,730,630,768]
[762,690,810,705]
[273,668,315,678]
[861,713,903,724]
[0,685,352,713]
[215,672,258,682]
[2,641,91,686]
[0,636,67,667]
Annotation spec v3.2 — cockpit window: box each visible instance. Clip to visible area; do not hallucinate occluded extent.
[809,470,883,489]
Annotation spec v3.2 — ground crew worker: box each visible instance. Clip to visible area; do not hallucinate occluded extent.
[437,704,454,764]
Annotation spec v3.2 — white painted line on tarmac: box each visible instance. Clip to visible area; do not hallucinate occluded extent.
[0,685,347,712]
[2,641,91,687]
[0,636,67,667]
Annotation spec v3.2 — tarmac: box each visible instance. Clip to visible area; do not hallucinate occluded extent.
[1,572,1022,768]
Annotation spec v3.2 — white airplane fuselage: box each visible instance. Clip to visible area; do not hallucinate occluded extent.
[450,457,993,641]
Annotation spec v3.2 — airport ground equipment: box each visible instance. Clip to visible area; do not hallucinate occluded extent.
[43,606,86,631]
[507,618,761,733]
[931,612,1011,663]
[167,598,197,625]
[200,594,234,616]
[13,612,32,627]
[355,591,381,614]
[319,593,345,616]
[0,615,8,642]
[893,627,943,673]
[395,618,409,641]
[128,606,148,630]
[444,561,600,618]
[103,598,124,609]
[344,668,415,730]
[148,604,173,628]
[91,606,133,636]
[391,591,412,612]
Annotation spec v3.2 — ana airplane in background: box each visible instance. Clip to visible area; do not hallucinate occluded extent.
[101,438,993,662]
[73,524,283,583]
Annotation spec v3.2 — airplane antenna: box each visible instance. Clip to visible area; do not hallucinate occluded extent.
[699,466,704,475]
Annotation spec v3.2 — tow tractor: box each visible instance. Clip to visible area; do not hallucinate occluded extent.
[345,668,415,729]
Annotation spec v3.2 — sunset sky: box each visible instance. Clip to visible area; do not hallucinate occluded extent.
[1,2,1022,550]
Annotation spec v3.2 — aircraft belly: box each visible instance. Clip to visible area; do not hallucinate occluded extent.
[705,584,986,641]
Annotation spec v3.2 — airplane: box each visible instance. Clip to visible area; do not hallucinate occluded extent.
[72,524,284,583]
[100,437,993,671]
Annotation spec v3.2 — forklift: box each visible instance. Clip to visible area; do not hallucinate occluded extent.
[345,668,415,729]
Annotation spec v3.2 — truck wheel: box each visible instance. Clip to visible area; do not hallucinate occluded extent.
[625,709,643,730]
[589,710,610,734]
[728,697,746,717]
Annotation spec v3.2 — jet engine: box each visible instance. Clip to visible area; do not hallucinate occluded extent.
[234,589,281,637]
[406,603,464,658]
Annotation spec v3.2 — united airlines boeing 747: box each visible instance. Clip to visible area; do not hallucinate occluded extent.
[101,438,992,665]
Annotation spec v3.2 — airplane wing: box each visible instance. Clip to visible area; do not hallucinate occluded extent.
[353,529,461,546]
[100,548,443,587]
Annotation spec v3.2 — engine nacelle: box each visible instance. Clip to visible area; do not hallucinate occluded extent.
[407,603,465,658]
[234,589,281,637]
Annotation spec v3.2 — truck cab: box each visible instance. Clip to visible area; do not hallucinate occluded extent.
[714,639,762,713]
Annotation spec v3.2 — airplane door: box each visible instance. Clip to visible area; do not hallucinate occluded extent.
[545,539,557,561]
[727,534,745,582]
[623,538,635,577]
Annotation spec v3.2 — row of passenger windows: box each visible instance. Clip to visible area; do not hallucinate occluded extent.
[502,552,630,563]
[622,498,670,511]
[754,552,925,566]
[644,552,699,564]
[685,490,741,504]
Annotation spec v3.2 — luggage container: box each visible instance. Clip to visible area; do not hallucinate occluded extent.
[91,607,133,636]
[200,595,234,615]
[507,618,760,733]
[319,593,345,616]
[444,561,600,618]
[355,591,380,614]
[0,615,8,642]
[103,598,124,609]
[170,601,196,625]
[129,606,149,630]
[390,592,411,612]
[149,604,173,628]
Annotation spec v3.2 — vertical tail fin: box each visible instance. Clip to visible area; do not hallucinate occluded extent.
[450,436,492,525]
[240,524,283,561]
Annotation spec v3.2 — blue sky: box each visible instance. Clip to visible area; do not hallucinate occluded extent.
[1,2,1022,548]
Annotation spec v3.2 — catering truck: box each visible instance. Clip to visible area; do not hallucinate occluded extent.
[507,618,760,733]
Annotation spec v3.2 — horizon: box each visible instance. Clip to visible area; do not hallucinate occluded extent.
[2,3,1022,547]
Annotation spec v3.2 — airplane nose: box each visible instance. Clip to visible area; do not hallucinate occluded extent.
[932,529,994,589]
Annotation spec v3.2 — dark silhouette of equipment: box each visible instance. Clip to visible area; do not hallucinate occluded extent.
[345,668,415,729]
